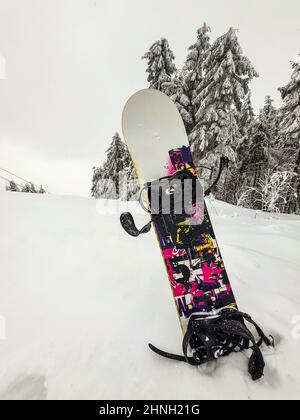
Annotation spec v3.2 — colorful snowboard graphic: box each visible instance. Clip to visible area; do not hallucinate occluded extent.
[149,146,236,333]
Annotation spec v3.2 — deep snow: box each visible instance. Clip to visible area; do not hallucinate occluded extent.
[0,191,300,400]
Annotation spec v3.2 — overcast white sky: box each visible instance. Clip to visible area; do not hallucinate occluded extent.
[0,0,299,196]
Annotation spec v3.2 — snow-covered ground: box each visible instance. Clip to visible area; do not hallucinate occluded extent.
[0,191,300,400]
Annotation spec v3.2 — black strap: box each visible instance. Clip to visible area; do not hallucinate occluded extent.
[204,157,229,197]
[148,343,187,363]
[120,212,152,237]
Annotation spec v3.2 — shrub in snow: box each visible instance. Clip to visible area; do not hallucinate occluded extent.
[237,171,296,213]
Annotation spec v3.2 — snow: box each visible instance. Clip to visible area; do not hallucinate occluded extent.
[0,191,300,400]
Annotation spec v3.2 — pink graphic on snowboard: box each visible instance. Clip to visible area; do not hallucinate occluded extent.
[163,247,232,312]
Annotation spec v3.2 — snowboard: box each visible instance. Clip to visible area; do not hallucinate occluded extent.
[122,89,237,333]
[121,89,272,380]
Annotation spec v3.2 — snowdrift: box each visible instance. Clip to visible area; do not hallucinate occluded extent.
[0,191,299,400]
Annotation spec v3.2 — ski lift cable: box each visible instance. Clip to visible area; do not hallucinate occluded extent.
[0,175,24,189]
[0,166,46,191]
[0,166,38,186]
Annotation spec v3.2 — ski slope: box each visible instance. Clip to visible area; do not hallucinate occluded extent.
[0,191,300,400]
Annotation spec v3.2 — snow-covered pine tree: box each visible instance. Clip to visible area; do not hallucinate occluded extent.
[21,184,31,193]
[237,96,283,210]
[93,133,126,199]
[234,92,256,198]
[29,184,37,193]
[91,165,103,199]
[184,23,211,89]
[162,71,194,133]
[94,161,115,199]
[240,118,269,185]
[240,96,277,170]
[190,28,259,176]
[7,181,45,194]
[91,133,139,201]
[120,143,140,201]
[164,23,211,135]
[260,96,279,144]
[258,95,282,171]
[119,163,140,201]
[142,38,176,92]
[182,22,211,133]
[6,180,19,192]
[239,92,255,141]
[278,54,300,213]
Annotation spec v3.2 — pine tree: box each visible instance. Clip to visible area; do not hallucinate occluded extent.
[162,71,194,133]
[239,96,277,176]
[6,180,19,192]
[259,96,279,145]
[91,165,103,199]
[118,141,140,201]
[242,118,270,186]
[94,161,115,199]
[184,23,211,88]
[98,133,127,199]
[124,147,140,201]
[237,97,283,210]
[21,184,31,193]
[164,23,211,135]
[259,96,282,170]
[239,92,255,141]
[229,92,256,204]
[91,133,140,201]
[119,163,140,201]
[190,28,259,168]
[29,183,37,193]
[278,54,300,213]
[183,22,211,131]
[142,38,176,91]
[6,180,46,194]
[279,55,300,143]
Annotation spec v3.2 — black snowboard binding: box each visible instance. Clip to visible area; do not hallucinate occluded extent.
[149,308,274,381]
[120,156,227,237]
